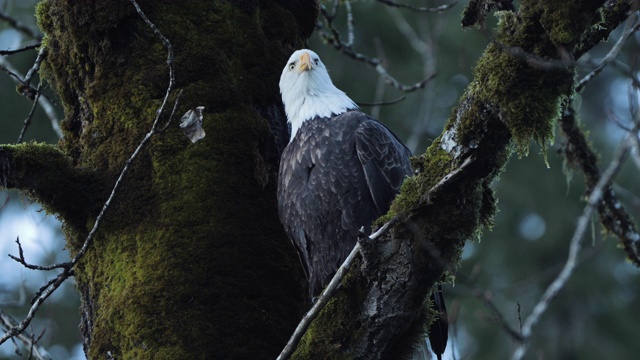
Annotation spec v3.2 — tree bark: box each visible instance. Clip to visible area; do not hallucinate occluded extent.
[3,0,317,358]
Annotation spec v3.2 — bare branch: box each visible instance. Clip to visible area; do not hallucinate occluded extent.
[0,56,62,138]
[560,107,640,266]
[8,237,67,271]
[386,7,427,53]
[317,4,436,92]
[0,310,51,360]
[357,95,406,107]
[512,134,633,360]
[21,47,47,99]
[344,0,354,48]
[0,43,40,56]
[17,83,42,143]
[576,0,638,58]
[68,0,176,267]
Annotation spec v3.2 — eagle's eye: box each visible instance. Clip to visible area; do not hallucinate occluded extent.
[289,63,295,71]
[314,59,319,66]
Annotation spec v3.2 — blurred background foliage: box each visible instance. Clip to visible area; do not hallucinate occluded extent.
[0,0,639,359]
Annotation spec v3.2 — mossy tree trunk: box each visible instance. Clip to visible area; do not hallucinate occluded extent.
[0,0,634,359]
[3,0,317,358]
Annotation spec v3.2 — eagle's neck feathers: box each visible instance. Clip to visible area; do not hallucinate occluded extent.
[283,86,356,141]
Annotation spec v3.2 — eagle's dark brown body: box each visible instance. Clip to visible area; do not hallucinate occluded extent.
[278,110,412,297]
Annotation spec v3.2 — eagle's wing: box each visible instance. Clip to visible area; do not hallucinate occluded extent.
[355,119,413,216]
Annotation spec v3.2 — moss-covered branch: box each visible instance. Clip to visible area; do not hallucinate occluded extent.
[291,1,632,358]
[0,142,107,225]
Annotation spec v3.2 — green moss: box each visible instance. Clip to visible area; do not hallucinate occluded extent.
[292,257,367,359]
[465,8,576,155]
[1,142,107,237]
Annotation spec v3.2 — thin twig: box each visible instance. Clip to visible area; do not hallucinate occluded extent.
[511,135,633,360]
[0,266,72,347]
[0,310,50,360]
[30,272,72,305]
[0,0,178,347]
[0,43,40,56]
[357,95,406,107]
[0,57,62,138]
[609,60,640,89]
[8,237,67,271]
[474,290,523,342]
[560,106,640,266]
[345,0,354,48]
[317,4,436,93]
[0,63,23,83]
[17,83,42,143]
[375,0,458,13]
[21,47,47,98]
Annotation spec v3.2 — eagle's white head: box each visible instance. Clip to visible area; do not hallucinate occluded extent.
[279,49,357,141]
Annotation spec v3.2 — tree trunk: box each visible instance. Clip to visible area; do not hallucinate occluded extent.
[4,0,317,358]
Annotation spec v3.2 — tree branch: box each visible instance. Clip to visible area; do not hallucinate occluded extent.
[278,219,398,360]
[0,144,107,221]
[575,0,637,59]
[292,1,630,358]
[576,11,640,92]
[17,83,42,143]
[559,108,640,266]
[512,132,634,360]
[317,4,437,92]
[0,309,51,360]
[0,43,40,56]
[0,56,62,138]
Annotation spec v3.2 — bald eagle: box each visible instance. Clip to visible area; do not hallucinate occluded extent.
[277,49,448,359]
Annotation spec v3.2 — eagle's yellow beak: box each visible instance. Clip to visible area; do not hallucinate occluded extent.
[298,52,313,72]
